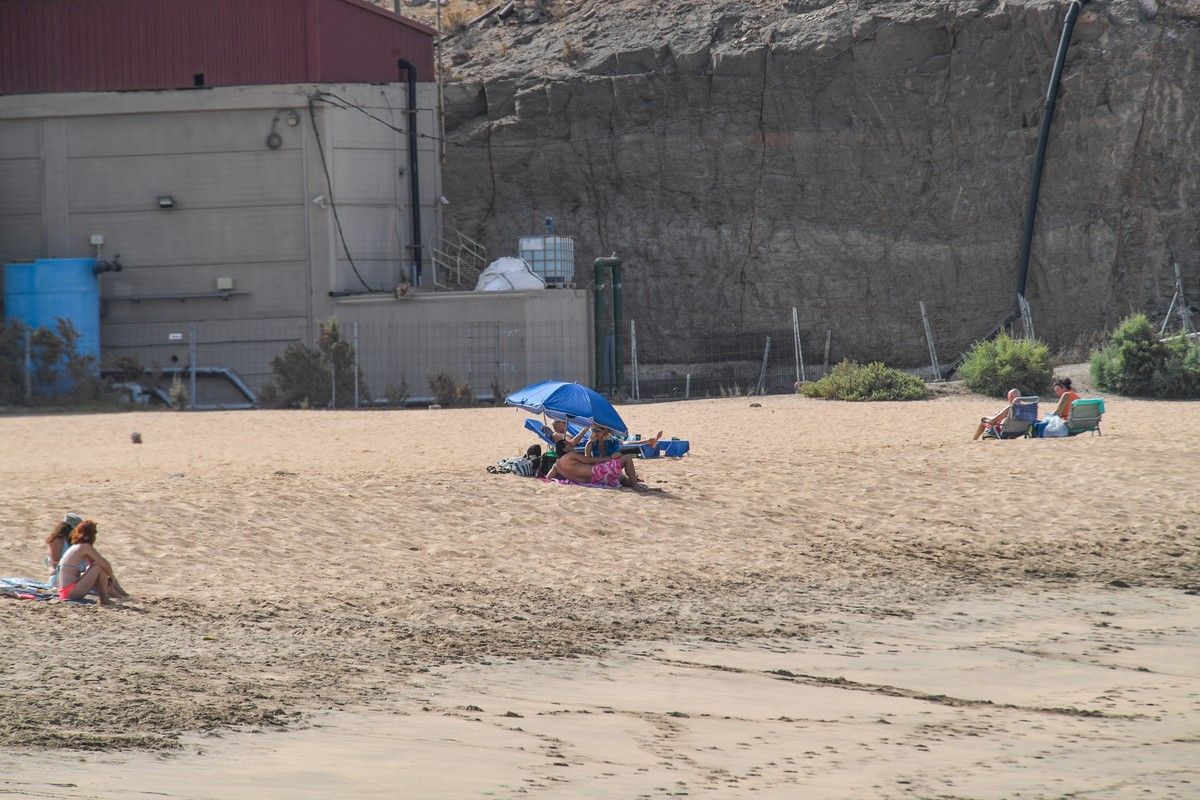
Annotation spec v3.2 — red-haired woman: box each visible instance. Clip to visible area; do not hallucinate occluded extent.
[55,520,130,605]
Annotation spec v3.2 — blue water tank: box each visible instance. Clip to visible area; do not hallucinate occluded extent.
[4,258,101,392]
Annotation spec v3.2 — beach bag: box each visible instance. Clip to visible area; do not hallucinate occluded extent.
[487,456,535,476]
[1042,414,1068,438]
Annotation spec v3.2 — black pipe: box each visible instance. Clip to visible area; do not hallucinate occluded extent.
[1015,0,1085,306]
[398,59,423,287]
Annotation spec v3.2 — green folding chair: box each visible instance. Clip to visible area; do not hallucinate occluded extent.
[1067,398,1105,436]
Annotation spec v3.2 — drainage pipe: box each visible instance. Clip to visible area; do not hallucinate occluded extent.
[593,256,620,393]
[611,259,623,396]
[398,59,424,287]
[1015,0,1086,306]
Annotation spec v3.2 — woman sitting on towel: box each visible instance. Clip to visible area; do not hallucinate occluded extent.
[547,438,641,488]
[55,520,130,605]
[45,512,82,582]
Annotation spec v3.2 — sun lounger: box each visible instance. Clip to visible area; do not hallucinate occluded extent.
[1067,398,1104,436]
[523,418,689,458]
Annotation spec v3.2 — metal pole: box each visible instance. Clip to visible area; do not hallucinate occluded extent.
[685,372,691,400]
[792,306,805,383]
[756,337,771,396]
[1160,291,1179,336]
[188,324,197,410]
[1015,0,1085,306]
[1019,294,1036,340]
[353,321,360,409]
[823,330,832,375]
[1176,263,1193,333]
[23,327,32,400]
[920,301,942,381]
[630,319,639,401]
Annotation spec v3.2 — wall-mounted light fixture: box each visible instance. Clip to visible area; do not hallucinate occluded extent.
[157,196,175,209]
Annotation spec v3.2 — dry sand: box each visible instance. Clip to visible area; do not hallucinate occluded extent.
[1,392,1198,795]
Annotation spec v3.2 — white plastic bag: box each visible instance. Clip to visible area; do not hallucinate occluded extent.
[1042,414,1068,438]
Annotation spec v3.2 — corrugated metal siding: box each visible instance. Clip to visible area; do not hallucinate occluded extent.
[0,0,434,95]
[313,0,435,84]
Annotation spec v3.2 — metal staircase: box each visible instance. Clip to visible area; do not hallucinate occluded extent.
[431,228,488,291]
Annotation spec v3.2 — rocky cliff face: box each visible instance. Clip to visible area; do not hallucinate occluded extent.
[440,0,1200,366]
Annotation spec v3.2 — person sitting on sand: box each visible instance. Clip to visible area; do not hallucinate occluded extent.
[55,520,131,605]
[546,438,641,488]
[972,388,1021,441]
[45,512,82,583]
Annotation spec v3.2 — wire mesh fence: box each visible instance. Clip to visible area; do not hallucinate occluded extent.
[6,304,942,409]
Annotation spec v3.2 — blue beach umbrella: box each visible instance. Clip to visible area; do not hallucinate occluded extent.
[505,380,628,436]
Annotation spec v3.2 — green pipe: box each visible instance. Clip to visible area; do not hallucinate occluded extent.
[610,259,623,395]
[593,257,613,390]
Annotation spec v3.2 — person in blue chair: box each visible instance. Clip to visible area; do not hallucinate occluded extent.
[586,425,663,458]
[972,388,1020,441]
[545,419,588,448]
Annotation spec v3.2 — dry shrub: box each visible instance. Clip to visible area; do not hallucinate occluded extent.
[560,38,584,64]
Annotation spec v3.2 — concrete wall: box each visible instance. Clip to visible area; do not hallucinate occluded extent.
[333,288,594,401]
[0,83,592,395]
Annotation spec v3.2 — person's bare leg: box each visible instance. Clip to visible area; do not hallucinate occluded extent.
[65,566,103,603]
[620,455,641,484]
[973,420,988,440]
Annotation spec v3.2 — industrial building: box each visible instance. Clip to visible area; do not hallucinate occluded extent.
[0,0,592,404]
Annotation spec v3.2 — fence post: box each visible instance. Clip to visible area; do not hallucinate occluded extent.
[919,300,942,382]
[1160,292,1179,336]
[630,319,640,401]
[23,327,32,401]
[353,321,360,409]
[188,323,197,410]
[756,336,771,396]
[792,306,805,384]
[823,330,832,375]
[685,372,691,400]
[1018,294,1035,340]
[1176,263,1193,333]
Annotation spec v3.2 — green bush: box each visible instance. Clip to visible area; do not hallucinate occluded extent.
[261,319,367,408]
[959,333,1052,398]
[1091,314,1200,398]
[801,360,929,401]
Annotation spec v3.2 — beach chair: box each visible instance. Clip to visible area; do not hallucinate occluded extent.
[1067,398,1104,436]
[986,396,1038,439]
[522,417,689,458]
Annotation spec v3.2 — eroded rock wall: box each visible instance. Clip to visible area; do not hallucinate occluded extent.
[441,0,1200,365]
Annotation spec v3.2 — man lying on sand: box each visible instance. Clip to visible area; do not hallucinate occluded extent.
[547,438,641,488]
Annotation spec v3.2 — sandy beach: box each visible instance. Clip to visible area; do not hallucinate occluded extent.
[1,390,1198,797]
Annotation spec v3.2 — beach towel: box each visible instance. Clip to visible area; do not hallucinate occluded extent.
[1,577,96,603]
[542,477,619,490]
[1,577,60,601]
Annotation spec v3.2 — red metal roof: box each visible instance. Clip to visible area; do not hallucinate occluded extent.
[0,0,436,95]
